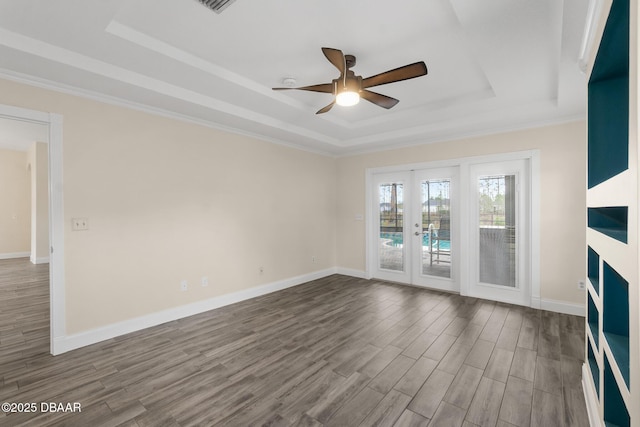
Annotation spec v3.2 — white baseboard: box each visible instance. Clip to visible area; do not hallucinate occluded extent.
[540,298,585,316]
[30,255,50,264]
[0,251,30,260]
[51,267,587,354]
[335,267,368,279]
[530,296,542,309]
[335,271,585,317]
[582,363,602,427]
[52,268,337,355]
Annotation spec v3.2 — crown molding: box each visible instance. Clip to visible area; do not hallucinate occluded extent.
[0,67,584,160]
[578,0,613,73]
[0,68,339,157]
[336,113,585,157]
[0,25,586,158]
[0,27,340,147]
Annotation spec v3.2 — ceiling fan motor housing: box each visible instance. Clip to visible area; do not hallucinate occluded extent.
[332,73,362,95]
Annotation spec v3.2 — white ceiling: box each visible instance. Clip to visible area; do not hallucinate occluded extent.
[0,0,588,155]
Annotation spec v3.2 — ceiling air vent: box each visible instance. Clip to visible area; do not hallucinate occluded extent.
[197,0,236,14]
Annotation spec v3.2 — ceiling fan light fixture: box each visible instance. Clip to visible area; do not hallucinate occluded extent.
[336,90,360,107]
[271,47,427,114]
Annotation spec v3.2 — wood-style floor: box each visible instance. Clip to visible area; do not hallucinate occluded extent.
[0,258,589,426]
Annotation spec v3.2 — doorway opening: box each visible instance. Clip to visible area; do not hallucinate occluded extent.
[0,103,64,355]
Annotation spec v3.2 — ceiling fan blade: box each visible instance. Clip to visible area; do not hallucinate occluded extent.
[316,101,335,114]
[360,90,400,109]
[362,62,428,89]
[272,83,333,93]
[322,47,346,75]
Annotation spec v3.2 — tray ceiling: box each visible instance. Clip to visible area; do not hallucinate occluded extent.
[0,0,588,155]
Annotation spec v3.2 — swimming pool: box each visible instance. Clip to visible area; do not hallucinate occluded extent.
[380,232,451,250]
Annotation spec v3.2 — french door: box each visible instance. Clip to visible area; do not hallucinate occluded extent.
[468,159,530,305]
[372,168,458,292]
[373,172,411,283]
[411,168,458,291]
[369,154,535,306]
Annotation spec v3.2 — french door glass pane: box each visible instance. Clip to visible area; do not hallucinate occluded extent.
[420,179,451,278]
[379,182,404,271]
[478,175,516,287]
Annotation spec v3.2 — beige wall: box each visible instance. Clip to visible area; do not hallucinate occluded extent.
[0,148,30,255]
[336,121,587,305]
[0,78,337,334]
[27,141,49,263]
[0,76,585,338]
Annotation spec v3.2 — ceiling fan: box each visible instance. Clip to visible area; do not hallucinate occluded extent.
[273,47,428,114]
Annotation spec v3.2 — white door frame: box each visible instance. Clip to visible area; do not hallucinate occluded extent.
[0,103,65,355]
[366,150,540,308]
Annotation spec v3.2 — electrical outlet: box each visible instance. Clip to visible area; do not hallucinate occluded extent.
[201,276,208,287]
[578,280,586,290]
[71,218,89,231]
[180,280,188,291]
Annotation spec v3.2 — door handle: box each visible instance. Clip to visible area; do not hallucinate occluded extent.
[415,231,421,236]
